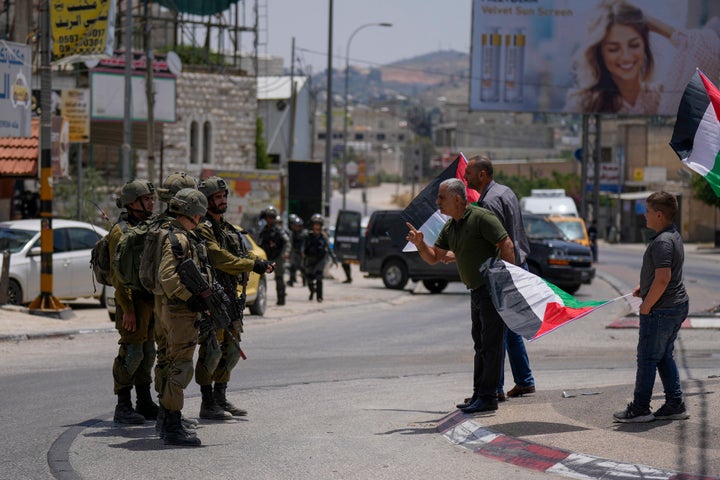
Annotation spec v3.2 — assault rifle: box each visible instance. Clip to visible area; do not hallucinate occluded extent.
[176,258,246,359]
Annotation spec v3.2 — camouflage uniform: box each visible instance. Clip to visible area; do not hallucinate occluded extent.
[109,180,158,424]
[195,216,257,418]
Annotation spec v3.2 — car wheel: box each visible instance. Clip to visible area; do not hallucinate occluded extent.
[422,279,448,294]
[381,259,408,290]
[7,279,22,305]
[249,277,267,316]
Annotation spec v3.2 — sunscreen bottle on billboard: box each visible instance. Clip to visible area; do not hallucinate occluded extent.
[480,28,501,103]
[504,28,525,103]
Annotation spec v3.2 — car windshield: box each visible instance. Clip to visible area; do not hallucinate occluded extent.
[0,228,36,253]
[553,221,585,241]
[523,217,566,240]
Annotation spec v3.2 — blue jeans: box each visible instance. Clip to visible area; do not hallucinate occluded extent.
[498,328,535,394]
[633,301,689,410]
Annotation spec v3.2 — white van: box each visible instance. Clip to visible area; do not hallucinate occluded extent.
[520,189,578,217]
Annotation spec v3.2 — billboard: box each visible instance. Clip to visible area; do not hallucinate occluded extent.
[0,42,31,137]
[89,51,179,122]
[469,0,720,115]
[51,0,116,63]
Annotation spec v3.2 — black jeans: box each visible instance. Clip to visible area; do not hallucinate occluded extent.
[470,285,506,400]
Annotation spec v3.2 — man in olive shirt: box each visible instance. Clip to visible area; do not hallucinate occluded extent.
[406,178,515,413]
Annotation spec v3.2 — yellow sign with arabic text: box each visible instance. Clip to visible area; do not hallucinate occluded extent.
[51,0,116,62]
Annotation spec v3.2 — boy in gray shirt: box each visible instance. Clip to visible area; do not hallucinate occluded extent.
[613,191,690,423]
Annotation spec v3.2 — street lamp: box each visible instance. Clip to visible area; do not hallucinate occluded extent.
[341,22,392,210]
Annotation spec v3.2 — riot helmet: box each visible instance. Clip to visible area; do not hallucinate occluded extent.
[309,213,324,226]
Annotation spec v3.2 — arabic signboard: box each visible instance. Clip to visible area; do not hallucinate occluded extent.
[60,89,90,143]
[469,0,718,115]
[0,42,31,137]
[90,51,178,122]
[51,0,116,63]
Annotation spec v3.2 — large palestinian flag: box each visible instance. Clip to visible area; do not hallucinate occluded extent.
[670,69,720,197]
[401,153,480,252]
[480,258,632,341]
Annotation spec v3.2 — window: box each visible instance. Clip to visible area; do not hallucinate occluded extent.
[53,229,69,253]
[190,121,199,164]
[318,132,327,140]
[376,133,386,141]
[203,121,212,164]
[354,133,364,141]
[68,228,101,250]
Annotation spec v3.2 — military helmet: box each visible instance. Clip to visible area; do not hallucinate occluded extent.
[169,188,208,218]
[198,176,228,198]
[309,213,324,226]
[157,172,197,202]
[263,205,278,219]
[117,180,155,208]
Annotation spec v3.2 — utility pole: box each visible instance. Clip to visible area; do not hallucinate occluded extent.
[143,0,156,183]
[28,0,72,318]
[122,0,134,181]
[323,0,333,218]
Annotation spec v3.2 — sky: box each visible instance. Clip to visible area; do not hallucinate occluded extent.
[266,0,473,74]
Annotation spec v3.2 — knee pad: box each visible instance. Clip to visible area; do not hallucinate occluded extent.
[124,343,145,375]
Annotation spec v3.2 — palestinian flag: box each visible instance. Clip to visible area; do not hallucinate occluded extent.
[480,258,632,341]
[670,69,720,197]
[401,153,480,252]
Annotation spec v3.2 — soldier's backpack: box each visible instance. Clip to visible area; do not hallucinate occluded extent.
[138,224,184,295]
[114,221,154,292]
[90,220,126,287]
[90,234,112,286]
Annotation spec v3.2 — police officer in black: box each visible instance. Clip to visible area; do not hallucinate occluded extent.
[287,214,306,287]
[257,206,290,305]
[303,213,332,303]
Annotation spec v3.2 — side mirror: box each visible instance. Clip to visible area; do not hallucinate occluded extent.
[28,247,42,257]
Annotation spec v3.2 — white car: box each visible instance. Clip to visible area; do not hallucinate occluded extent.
[0,219,108,305]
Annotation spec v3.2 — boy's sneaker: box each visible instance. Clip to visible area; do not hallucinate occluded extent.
[613,403,654,423]
[654,402,690,420]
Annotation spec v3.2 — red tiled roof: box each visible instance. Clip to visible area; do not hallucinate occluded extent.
[0,117,39,177]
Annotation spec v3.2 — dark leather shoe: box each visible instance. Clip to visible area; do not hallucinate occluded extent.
[507,384,535,397]
[456,396,475,409]
[461,397,498,414]
[498,393,507,402]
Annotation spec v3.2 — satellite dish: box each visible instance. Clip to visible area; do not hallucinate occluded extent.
[166,51,183,75]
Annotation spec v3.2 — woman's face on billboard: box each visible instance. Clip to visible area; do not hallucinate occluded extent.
[600,24,645,83]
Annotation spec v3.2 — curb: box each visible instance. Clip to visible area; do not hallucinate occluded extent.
[437,411,719,480]
[0,327,116,343]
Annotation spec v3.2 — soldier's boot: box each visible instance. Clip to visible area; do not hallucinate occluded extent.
[199,385,232,420]
[277,294,286,306]
[316,280,323,303]
[135,384,160,420]
[163,410,201,447]
[155,403,166,438]
[213,382,248,417]
[113,387,145,424]
[308,281,315,301]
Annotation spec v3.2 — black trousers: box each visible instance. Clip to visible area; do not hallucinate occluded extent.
[470,285,506,400]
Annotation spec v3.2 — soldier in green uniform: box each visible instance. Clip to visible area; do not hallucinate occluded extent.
[157,188,209,446]
[195,177,274,420]
[152,172,199,435]
[108,180,159,424]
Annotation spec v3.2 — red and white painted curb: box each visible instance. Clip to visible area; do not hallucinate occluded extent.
[436,411,717,480]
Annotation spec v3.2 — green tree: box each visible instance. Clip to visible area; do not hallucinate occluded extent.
[690,172,720,208]
[256,117,270,169]
[54,166,109,224]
